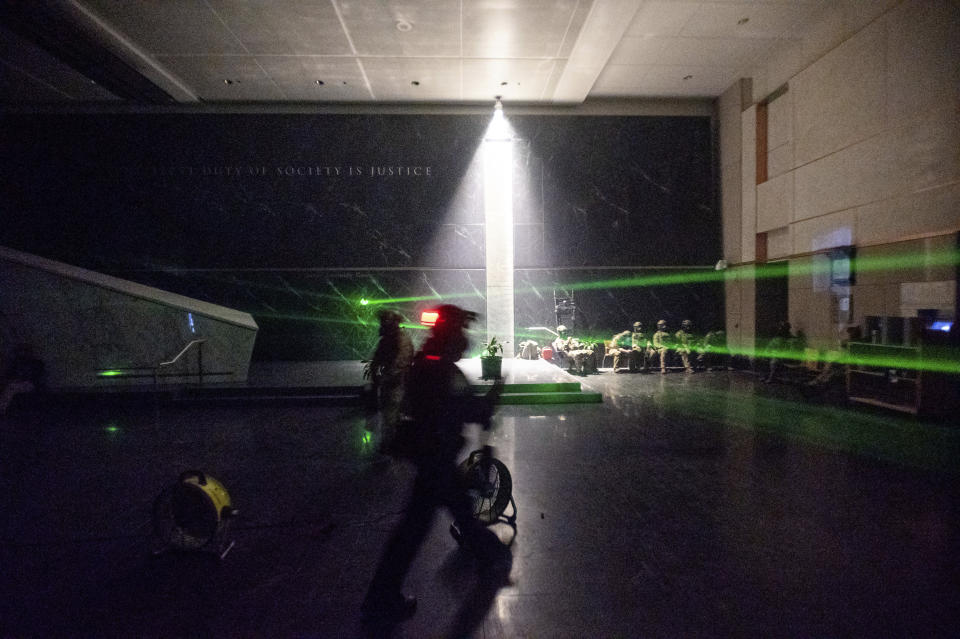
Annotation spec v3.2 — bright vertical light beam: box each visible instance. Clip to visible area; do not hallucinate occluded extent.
[484,101,514,357]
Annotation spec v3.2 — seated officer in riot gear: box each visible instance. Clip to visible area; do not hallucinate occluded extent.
[652,319,672,374]
[611,322,648,373]
[551,324,571,368]
[631,321,652,372]
[610,327,634,373]
[675,319,696,374]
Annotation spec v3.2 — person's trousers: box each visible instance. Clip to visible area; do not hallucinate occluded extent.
[365,454,484,599]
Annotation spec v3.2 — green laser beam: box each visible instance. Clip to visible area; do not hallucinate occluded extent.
[356,248,959,309]
[362,290,484,305]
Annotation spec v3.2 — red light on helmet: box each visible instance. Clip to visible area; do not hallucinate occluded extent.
[420,310,439,326]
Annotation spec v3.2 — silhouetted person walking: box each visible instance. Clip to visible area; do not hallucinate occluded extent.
[365,309,413,453]
[361,305,504,625]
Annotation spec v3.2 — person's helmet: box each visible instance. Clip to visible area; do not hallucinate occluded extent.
[377,309,403,335]
[420,304,477,361]
[681,319,693,330]
[632,321,643,331]
[657,320,667,329]
[430,304,477,335]
[377,309,403,325]
[556,324,567,334]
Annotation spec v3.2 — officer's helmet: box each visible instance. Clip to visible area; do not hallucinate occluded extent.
[657,320,667,329]
[377,309,403,335]
[681,319,693,330]
[420,304,477,361]
[633,321,643,331]
[431,304,477,335]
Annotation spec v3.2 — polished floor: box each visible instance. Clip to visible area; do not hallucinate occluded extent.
[1,362,958,638]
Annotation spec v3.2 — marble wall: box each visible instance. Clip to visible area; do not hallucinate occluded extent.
[0,247,257,388]
[1,112,720,360]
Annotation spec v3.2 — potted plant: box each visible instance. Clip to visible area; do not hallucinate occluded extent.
[480,336,504,380]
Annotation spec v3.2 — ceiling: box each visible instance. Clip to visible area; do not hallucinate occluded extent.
[0,0,832,107]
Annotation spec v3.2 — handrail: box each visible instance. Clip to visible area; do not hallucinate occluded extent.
[155,339,206,386]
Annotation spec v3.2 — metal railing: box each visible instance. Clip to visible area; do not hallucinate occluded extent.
[155,339,206,386]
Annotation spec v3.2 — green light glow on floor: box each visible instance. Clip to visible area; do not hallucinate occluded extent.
[103,422,121,434]
[98,370,124,377]
[656,384,959,474]
[702,343,960,375]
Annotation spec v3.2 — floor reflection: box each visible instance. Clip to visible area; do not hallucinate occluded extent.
[0,367,957,637]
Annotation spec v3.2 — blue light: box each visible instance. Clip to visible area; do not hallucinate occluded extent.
[188,312,196,333]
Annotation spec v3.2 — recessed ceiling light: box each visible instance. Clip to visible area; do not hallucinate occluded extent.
[315,80,324,85]
[396,19,412,32]
[500,81,508,86]
[737,17,749,25]
[223,79,236,85]
[411,80,420,86]
[683,75,693,81]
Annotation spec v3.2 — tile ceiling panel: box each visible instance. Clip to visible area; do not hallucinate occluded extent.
[655,37,779,69]
[5,0,844,103]
[607,34,671,66]
[625,2,701,37]
[0,66,72,102]
[555,1,594,59]
[681,3,812,39]
[338,0,461,57]
[362,57,462,101]
[157,55,285,100]
[462,0,581,59]
[83,0,244,55]
[0,26,119,101]
[640,64,740,96]
[589,64,648,95]
[207,0,353,55]
[257,56,372,101]
[592,59,740,98]
[460,58,557,101]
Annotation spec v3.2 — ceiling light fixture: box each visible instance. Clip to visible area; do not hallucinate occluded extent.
[737,17,749,25]
[683,75,693,81]
[315,80,324,85]
[395,19,412,31]
[411,80,420,86]
[223,79,236,85]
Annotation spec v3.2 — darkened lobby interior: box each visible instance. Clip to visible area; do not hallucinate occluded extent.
[1,1,959,637]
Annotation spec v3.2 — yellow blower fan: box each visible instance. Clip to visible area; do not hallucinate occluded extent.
[152,470,237,557]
